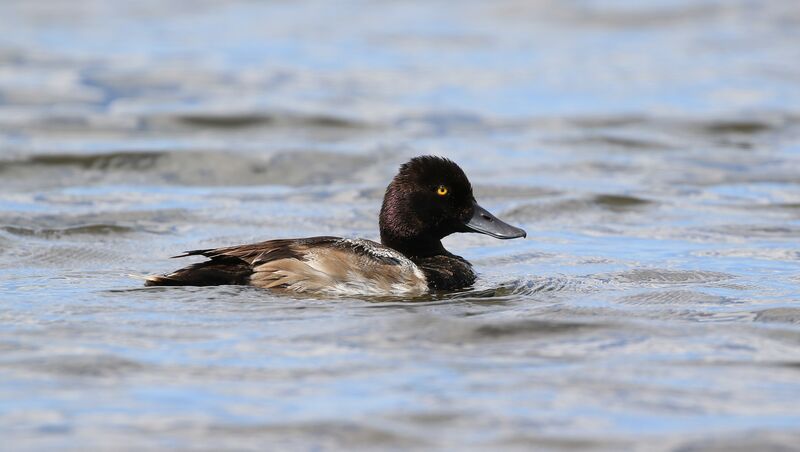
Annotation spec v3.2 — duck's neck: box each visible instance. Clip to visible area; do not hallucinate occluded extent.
[380,233,448,259]
[382,231,475,291]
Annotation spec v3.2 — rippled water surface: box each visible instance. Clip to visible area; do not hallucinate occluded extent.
[2,0,800,450]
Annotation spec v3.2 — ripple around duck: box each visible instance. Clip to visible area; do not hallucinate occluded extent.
[554,114,795,155]
[672,430,800,452]
[706,225,800,240]
[434,276,584,301]
[0,150,374,187]
[504,194,655,222]
[608,269,734,285]
[470,251,556,266]
[171,112,370,130]
[22,152,164,170]
[363,312,615,346]
[552,133,675,151]
[0,107,374,135]
[472,184,559,200]
[492,434,631,451]
[697,119,776,135]
[0,209,192,236]
[4,244,131,268]
[167,421,423,450]
[1,224,136,238]
[591,194,653,209]
[469,318,605,340]
[618,290,734,306]
[3,354,146,378]
[694,248,800,262]
[754,308,800,325]
[506,277,578,295]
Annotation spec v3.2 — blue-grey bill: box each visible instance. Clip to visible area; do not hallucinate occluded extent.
[464,202,526,239]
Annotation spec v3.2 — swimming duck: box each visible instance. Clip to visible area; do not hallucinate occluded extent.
[145,156,526,295]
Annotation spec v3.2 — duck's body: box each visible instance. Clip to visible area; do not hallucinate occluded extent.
[146,236,474,295]
[146,156,525,295]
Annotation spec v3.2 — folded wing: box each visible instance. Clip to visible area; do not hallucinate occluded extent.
[145,237,428,296]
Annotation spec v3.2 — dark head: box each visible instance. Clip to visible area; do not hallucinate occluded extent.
[379,156,526,257]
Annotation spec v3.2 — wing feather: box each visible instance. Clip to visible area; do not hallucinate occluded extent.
[146,237,428,295]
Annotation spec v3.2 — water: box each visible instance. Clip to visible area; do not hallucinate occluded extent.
[2,0,800,449]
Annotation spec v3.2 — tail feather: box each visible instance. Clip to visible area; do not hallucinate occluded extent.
[144,275,190,286]
[144,257,252,287]
[170,248,213,259]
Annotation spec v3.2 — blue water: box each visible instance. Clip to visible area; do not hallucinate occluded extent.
[1,0,800,450]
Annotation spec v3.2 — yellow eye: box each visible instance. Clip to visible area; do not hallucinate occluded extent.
[436,185,448,196]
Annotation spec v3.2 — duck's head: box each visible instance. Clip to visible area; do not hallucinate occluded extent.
[379,156,526,257]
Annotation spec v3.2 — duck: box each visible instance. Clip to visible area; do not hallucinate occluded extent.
[145,155,526,295]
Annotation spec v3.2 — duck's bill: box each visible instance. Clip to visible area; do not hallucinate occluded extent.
[464,202,527,239]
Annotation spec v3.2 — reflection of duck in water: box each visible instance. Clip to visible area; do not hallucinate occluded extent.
[146,156,526,295]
